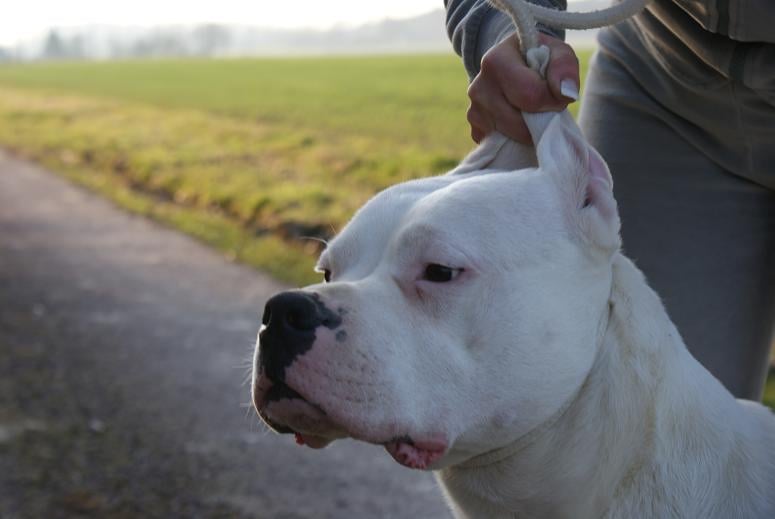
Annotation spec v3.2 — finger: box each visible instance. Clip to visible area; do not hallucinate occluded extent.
[471,126,485,144]
[491,101,532,144]
[484,49,564,112]
[467,75,499,139]
[540,33,581,103]
[476,92,531,145]
[470,82,532,144]
[466,103,494,143]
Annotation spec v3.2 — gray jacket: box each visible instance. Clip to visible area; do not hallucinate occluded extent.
[675,0,775,43]
[444,0,566,79]
[445,0,775,95]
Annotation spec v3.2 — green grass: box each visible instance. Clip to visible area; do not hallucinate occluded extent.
[0,56,473,150]
[0,53,590,285]
[0,55,591,149]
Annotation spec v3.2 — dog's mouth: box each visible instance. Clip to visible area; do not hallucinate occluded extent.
[257,379,344,449]
[254,377,448,469]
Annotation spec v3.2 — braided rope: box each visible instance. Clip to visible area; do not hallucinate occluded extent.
[528,0,653,31]
[487,0,652,76]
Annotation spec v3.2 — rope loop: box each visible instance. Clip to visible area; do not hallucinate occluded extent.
[487,0,652,77]
[525,45,550,77]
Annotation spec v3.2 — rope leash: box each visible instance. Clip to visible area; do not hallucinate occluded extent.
[487,0,653,77]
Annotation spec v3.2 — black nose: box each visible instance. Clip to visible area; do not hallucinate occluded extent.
[259,291,340,382]
[262,291,322,332]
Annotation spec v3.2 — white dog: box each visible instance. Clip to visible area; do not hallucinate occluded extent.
[252,111,775,518]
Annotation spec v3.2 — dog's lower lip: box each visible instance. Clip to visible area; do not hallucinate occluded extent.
[259,379,335,438]
[265,381,328,419]
[261,414,296,435]
[265,380,306,403]
[257,379,316,435]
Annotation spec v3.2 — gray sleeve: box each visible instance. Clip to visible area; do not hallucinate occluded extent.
[444,0,567,80]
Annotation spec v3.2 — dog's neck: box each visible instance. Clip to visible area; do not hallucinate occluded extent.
[438,253,775,519]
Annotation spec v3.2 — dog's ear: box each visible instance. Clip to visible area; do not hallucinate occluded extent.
[447,132,537,175]
[528,111,621,253]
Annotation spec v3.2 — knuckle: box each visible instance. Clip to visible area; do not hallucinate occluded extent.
[467,80,483,100]
[466,104,482,126]
[479,51,500,76]
[553,47,580,72]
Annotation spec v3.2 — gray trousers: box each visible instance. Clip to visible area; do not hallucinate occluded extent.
[579,31,775,400]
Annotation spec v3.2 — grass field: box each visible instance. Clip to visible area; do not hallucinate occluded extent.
[0,53,591,284]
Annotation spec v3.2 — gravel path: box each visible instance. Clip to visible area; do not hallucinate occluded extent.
[0,150,450,519]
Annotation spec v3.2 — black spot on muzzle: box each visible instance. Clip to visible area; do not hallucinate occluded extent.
[259,291,341,383]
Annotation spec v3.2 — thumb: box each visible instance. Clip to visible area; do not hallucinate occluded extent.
[541,35,581,103]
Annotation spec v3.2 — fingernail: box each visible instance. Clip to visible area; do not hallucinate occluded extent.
[560,79,579,101]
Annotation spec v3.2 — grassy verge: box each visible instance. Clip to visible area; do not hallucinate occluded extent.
[0,88,325,284]
[0,53,592,285]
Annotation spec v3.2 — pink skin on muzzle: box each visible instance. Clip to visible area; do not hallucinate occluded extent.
[253,326,449,470]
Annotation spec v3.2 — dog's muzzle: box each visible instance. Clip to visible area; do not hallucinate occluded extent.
[259,291,341,384]
[254,290,345,444]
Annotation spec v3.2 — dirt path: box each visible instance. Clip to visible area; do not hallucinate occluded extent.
[0,150,449,518]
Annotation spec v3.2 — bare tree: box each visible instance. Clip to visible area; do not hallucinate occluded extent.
[192,24,231,56]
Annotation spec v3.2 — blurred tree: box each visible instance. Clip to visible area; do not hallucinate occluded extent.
[42,30,67,59]
[192,24,231,56]
[131,31,189,57]
[40,30,88,60]
[67,35,87,59]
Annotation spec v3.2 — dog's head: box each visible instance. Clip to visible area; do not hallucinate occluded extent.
[252,112,621,470]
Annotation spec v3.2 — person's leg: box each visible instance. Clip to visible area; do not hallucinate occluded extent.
[579,49,775,400]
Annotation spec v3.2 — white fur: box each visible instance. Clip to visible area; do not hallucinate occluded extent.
[253,111,775,518]
[439,253,775,518]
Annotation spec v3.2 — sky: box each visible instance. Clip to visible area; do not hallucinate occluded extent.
[0,0,444,46]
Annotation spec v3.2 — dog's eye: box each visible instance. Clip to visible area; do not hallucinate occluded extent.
[422,264,463,283]
[322,269,331,283]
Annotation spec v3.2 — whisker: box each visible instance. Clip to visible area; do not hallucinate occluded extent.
[298,235,329,247]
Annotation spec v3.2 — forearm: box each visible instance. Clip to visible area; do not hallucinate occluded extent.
[444,0,567,80]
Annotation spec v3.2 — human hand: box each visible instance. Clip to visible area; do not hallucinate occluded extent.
[466,32,581,144]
